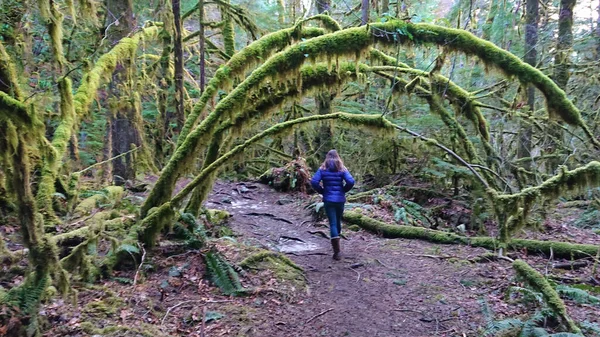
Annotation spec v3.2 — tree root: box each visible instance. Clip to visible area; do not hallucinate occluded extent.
[344,211,600,259]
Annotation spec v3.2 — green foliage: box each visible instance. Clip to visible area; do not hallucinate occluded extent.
[204,250,244,296]
[556,285,600,306]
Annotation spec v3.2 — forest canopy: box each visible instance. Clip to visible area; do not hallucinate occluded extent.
[1,0,600,336]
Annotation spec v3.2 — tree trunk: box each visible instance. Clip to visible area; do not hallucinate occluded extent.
[106,0,138,184]
[546,0,575,172]
[313,2,334,166]
[198,0,206,92]
[381,0,389,14]
[517,0,538,170]
[361,0,370,24]
[277,0,285,25]
[173,0,185,129]
[316,0,331,13]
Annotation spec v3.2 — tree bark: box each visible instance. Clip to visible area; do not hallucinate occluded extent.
[172,0,185,129]
[106,0,138,184]
[198,0,206,92]
[517,0,538,170]
[546,0,575,172]
[361,0,370,25]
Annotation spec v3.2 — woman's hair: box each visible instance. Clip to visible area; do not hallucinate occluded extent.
[320,149,346,171]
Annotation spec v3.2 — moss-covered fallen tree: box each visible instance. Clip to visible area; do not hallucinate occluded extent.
[512,259,582,334]
[344,211,599,259]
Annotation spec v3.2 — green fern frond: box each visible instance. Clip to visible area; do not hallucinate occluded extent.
[519,310,552,337]
[485,318,524,337]
[204,250,243,296]
[509,286,544,305]
[556,285,600,305]
[580,321,600,335]
[4,273,49,314]
[478,297,495,326]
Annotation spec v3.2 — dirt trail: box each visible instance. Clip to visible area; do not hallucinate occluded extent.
[206,181,497,337]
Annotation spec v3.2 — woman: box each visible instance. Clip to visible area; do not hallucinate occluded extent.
[310,150,355,260]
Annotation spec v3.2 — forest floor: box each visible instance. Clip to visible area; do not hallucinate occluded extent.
[11,180,600,336]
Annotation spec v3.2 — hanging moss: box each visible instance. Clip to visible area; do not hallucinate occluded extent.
[38,0,67,68]
[176,25,329,149]
[220,1,235,57]
[171,113,393,206]
[73,25,160,120]
[492,161,600,241]
[0,40,23,99]
[512,259,582,334]
[146,19,594,217]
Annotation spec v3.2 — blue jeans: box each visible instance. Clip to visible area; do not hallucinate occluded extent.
[324,202,344,238]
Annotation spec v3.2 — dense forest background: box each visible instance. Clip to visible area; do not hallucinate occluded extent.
[1,0,600,336]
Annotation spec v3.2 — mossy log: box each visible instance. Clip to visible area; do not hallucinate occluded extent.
[512,259,581,334]
[239,250,303,271]
[344,211,599,259]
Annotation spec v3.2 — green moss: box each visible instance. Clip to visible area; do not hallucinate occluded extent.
[345,211,600,259]
[0,40,23,99]
[239,250,302,271]
[171,112,393,206]
[73,194,107,215]
[512,259,581,333]
[140,202,177,247]
[493,161,600,241]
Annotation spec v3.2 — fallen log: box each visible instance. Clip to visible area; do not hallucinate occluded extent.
[344,211,600,259]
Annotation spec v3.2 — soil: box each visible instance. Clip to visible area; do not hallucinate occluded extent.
[27,181,600,336]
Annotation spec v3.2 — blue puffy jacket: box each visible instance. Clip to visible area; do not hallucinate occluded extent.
[311,167,355,203]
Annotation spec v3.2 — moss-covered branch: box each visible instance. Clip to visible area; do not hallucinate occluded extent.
[0,40,24,99]
[344,211,600,259]
[492,161,600,241]
[512,259,581,333]
[176,25,328,149]
[145,19,594,217]
[172,113,393,206]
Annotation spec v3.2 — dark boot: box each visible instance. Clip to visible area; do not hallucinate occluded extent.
[331,238,341,260]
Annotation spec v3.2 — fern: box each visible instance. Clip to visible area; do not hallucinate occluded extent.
[5,274,48,314]
[485,318,524,337]
[509,286,544,305]
[519,310,551,337]
[556,285,600,305]
[204,250,244,296]
[580,321,600,335]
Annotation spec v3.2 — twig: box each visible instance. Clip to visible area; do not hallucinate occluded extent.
[305,308,334,324]
[75,146,141,174]
[348,266,361,282]
[200,306,206,337]
[161,299,233,325]
[133,243,146,287]
[406,254,455,259]
[375,258,392,269]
